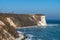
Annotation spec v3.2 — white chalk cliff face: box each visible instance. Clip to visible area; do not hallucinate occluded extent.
[37,16,47,26]
[31,15,47,26]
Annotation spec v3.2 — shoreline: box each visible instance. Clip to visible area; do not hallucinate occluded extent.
[15,31,27,40]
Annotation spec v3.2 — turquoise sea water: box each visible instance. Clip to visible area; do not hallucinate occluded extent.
[17,20,60,40]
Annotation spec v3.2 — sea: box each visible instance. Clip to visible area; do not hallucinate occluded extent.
[17,19,60,40]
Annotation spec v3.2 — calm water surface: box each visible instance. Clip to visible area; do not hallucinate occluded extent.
[17,20,60,40]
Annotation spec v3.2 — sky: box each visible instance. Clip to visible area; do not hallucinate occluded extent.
[0,0,60,19]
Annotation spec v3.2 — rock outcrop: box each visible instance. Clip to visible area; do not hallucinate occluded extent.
[0,13,47,40]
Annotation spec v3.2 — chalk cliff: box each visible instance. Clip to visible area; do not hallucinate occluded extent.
[0,13,47,40]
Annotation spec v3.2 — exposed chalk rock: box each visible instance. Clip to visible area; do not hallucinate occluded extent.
[37,15,47,26]
[6,17,17,28]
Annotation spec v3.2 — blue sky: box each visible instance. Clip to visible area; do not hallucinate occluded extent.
[0,0,60,19]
